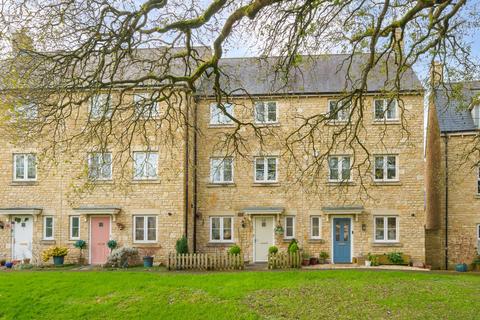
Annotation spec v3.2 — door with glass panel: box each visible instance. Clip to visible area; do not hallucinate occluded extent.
[333,218,351,263]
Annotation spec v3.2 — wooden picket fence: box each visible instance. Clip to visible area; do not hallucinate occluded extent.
[167,253,244,271]
[268,251,301,269]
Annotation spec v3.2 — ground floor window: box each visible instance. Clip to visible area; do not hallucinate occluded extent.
[210,216,233,242]
[134,216,157,243]
[70,216,80,239]
[311,216,322,239]
[374,216,398,242]
[284,216,295,239]
[43,216,54,240]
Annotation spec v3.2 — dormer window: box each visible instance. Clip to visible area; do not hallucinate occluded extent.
[471,105,480,129]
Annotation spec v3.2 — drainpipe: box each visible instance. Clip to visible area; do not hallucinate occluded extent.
[192,96,199,252]
[184,91,190,238]
[444,135,449,270]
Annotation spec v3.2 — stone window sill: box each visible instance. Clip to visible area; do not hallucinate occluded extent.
[207,183,236,188]
[308,239,326,244]
[206,242,235,247]
[254,123,281,128]
[252,183,281,187]
[371,242,403,247]
[10,181,39,186]
[131,179,161,184]
[327,181,356,186]
[40,240,56,245]
[208,124,236,129]
[371,181,402,186]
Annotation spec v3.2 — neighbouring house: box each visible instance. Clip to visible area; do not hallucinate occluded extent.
[425,64,480,269]
[1,48,476,269]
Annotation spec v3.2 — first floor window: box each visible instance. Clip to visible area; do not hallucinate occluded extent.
[255,157,278,183]
[210,103,234,125]
[328,156,351,181]
[210,158,233,183]
[134,216,157,242]
[477,167,480,194]
[374,155,398,181]
[43,216,54,240]
[255,101,278,123]
[90,94,112,119]
[133,93,160,118]
[210,216,233,242]
[328,100,350,121]
[374,216,398,242]
[477,224,480,241]
[14,153,36,181]
[374,99,398,121]
[311,216,322,239]
[88,152,112,180]
[285,216,295,239]
[70,216,80,239]
[133,151,158,179]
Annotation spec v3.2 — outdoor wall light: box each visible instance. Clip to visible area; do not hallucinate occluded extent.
[241,219,246,228]
[168,212,173,216]
[361,223,366,231]
[0,221,4,229]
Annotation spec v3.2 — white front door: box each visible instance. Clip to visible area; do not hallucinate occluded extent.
[12,215,33,260]
[254,216,274,262]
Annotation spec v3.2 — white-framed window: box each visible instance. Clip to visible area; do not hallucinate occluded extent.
[254,157,278,183]
[43,216,54,240]
[310,216,322,239]
[14,103,38,120]
[70,216,80,240]
[328,100,350,121]
[471,105,480,129]
[209,216,233,242]
[328,156,352,181]
[374,155,398,181]
[133,215,157,243]
[477,224,480,242]
[88,152,112,180]
[255,101,278,124]
[133,93,160,118]
[374,99,398,121]
[284,216,295,239]
[210,103,234,125]
[374,216,399,242]
[133,151,158,180]
[90,94,112,119]
[210,158,233,183]
[13,153,36,181]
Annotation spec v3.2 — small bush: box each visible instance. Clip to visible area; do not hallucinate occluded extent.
[319,251,329,259]
[288,239,299,253]
[176,235,189,254]
[268,246,278,254]
[105,247,140,268]
[387,251,404,265]
[74,240,86,249]
[228,245,241,255]
[107,240,118,251]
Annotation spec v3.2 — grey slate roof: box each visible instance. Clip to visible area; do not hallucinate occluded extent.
[434,81,480,133]
[198,54,423,96]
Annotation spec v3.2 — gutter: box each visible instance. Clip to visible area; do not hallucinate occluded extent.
[444,135,449,270]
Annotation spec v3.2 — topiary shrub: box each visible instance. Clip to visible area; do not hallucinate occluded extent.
[105,247,140,268]
[386,251,404,265]
[107,240,118,252]
[268,246,279,254]
[288,239,299,253]
[176,235,189,254]
[228,245,241,255]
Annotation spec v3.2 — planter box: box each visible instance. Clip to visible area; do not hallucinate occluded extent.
[53,256,65,266]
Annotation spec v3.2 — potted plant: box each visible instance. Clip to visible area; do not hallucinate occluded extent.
[0,259,6,267]
[319,251,329,264]
[472,256,480,272]
[302,252,310,266]
[5,261,13,269]
[455,262,468,272]
[42,246,69,265]
[176,235,189,254]
[366,253,379,267]
[107,240,118,253]
[74,239,87,265]
[274,225,284,236]
[141,248,156,268]
[309,255,319,265]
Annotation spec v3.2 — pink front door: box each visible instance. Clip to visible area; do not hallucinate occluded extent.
[90,216,110,264]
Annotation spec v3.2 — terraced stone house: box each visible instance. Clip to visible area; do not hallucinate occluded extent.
[0,50,477,269]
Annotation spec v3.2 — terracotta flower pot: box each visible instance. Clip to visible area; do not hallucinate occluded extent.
[302,259,310,266]
[309,257,318,265]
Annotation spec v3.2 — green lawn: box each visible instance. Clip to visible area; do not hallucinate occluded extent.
[0,269,479,319]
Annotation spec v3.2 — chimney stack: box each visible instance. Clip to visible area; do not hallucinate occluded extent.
[430,61,444,87]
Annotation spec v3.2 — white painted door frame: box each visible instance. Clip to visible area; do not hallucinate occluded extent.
[253,215,275,262]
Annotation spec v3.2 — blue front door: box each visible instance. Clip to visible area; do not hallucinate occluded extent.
[333,218,351,263]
